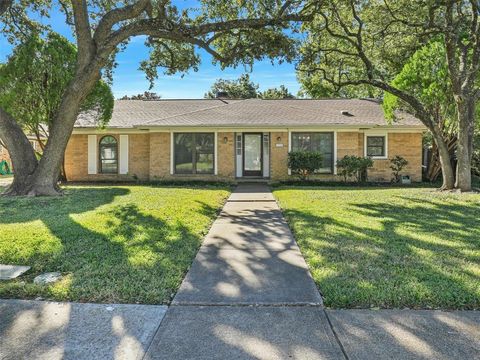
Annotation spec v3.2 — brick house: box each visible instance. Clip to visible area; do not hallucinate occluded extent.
[65,98,425,182]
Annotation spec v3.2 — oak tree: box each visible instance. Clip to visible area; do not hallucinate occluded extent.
[0,0,310,195]
[299,0,480,191]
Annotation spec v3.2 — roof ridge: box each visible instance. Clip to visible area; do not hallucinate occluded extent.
[139,99,244,125]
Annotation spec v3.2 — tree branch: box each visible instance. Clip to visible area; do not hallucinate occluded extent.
[93,0,150,45]
[0,0,12,16]
[71,0,94,62]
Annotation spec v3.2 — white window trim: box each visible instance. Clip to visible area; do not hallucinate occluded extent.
[288,130,292,175]
[170,132,174,175]
[87,135,97,175]
[170,131,218,175]
[214,131,218,175]
[333,131,338,175]
[364,132,388,160]
[119,135,129,174]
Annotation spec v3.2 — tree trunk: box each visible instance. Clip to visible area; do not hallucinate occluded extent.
[0,64,101,196]
[430,126,455,190]
[27,67,101,196]
[0,108,39,196]
[454,97,475,191]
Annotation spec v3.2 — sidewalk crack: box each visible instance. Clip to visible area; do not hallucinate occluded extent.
[323,309,350,360]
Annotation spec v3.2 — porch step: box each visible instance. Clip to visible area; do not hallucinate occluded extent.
[236,178,270,183]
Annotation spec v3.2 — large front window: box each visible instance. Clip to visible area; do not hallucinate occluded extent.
[174,133,214,174]
[291,132,334,173]
[99,135,118,174]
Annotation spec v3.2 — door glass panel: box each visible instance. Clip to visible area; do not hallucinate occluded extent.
[244,134,262,171]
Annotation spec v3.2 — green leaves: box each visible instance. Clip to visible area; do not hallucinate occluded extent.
[259,85,294,99]
[204,73,259,99]
[287,151,324,181]
[0,32,114,134]
[336,155,374,183]
[383,40,454,121]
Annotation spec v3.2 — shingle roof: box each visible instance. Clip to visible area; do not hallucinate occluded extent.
[75,98,423,129]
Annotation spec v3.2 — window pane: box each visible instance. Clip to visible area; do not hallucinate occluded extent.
[368,146,384,156]
[99,136,118,174]
[367,137,384,147]
[101,160,117,173]
[196,153,214,174]
[292,132,333,173]
[367,136,385,156]
[318,153,333,173]
[175,133,194,173]
[196,133,214,152]
[292,133,311,151]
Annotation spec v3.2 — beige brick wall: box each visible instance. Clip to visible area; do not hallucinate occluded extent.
[65,133,150,181]
[149,132,170,180]
[129,134,150,180]
[64,130,423,183]
[217,132,235,178]
[367,132,423,182]
[270,131,289,181]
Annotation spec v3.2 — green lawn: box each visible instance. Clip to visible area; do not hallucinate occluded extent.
[273,186,480,310]
[0,184,230,304]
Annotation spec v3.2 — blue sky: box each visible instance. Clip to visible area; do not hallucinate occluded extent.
[0,4,301,99]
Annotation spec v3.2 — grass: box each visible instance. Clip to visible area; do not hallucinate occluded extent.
[273,186,480,310]
[0,184,230,304]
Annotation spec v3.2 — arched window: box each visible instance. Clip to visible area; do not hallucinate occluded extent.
[99,136,118,174]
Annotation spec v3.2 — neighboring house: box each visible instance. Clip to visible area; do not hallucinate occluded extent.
[65,98,425,182]
[0,135,44,171]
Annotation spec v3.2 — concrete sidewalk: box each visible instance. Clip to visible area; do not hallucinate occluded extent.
[0,299,167,360]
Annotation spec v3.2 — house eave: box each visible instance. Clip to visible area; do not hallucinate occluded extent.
[72,123,426,134]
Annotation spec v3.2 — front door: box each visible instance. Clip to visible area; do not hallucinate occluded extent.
[243,133,263,177]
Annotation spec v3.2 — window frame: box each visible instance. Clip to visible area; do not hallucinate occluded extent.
[98,135,119,174]
[173,132,215,175]
[364,133,388,159]
[290,131,335,174]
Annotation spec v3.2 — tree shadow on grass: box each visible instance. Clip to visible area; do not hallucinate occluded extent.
[0,185,230,359]
[0,187,214,304]
[282,195,480,310]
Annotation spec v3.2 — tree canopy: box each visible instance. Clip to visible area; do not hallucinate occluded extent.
[0,32,113,143]
[205,74,294,99]
[298,0,480,191]
[0,0,311,196]
[204,74,259,99]
[259,85,294,99]
[120,92,161,100]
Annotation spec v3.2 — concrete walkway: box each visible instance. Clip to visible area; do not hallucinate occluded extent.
[145,184,480,360]
[1,184,479,359]
[145,183,342,359]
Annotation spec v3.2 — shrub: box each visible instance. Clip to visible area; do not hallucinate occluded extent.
[287,151,323,181]
[390,156,409,183]
[336,155,374,183]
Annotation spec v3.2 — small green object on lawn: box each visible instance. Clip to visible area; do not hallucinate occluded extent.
[274,186,480,310]
[0,184,230,304]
